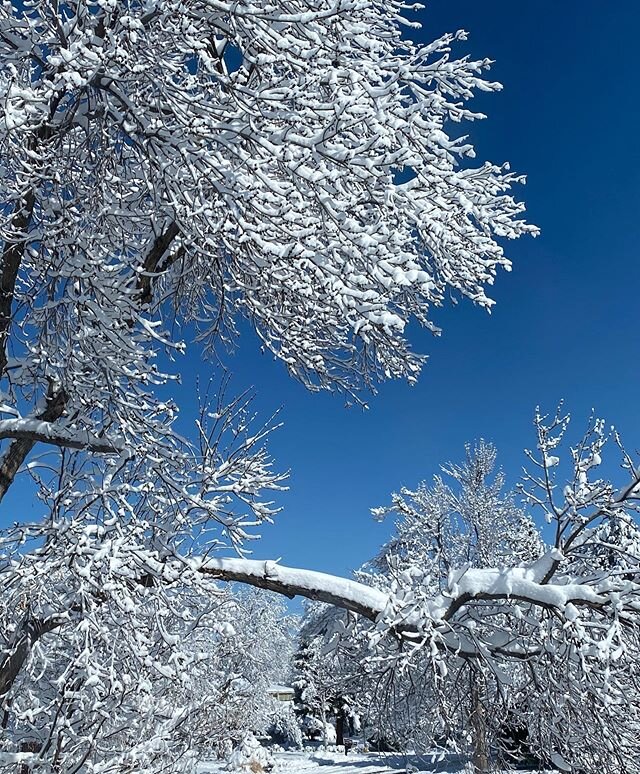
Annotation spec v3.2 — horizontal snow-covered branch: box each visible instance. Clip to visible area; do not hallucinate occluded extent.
[198,557,389,621]
[0,418,125,454]
[435,558,606,622]
[197,550,622,628]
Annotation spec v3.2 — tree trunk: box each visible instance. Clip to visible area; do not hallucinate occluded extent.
[19,740,40,774]
[0,387,67,502]
[320,691,327,748]
[469,670,490,773]
[336,706,345,747]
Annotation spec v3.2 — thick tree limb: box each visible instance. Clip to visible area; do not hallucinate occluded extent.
[439,560,605,622]
[0,109,62,378]
[199,557,388,621]
[0,190,36,377]
[0,612,65,700]
[0,388,67,502]
[198,552,613,628]
[136,222,180,308]
[0,552,621,705]
[0,419,123,454]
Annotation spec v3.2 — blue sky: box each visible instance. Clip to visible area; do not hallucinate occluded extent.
[216,0,640,580]
[4,2,640,589]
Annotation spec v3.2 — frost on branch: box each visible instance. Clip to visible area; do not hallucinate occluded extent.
[0,0,542,769]
[0,0,537,404]
[345,421,640,772]
[204,432,640,772]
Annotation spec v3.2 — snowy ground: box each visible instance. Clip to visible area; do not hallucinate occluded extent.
[197,749,545,774]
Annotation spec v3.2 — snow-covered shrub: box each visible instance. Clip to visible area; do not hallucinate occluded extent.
[323,724,337,746]
[267,702,303,749]
[226,733,275,773]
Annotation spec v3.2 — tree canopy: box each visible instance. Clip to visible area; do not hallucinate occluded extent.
[5,2,636,774]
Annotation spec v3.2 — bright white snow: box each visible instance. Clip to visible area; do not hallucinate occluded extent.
[197,749,555,774]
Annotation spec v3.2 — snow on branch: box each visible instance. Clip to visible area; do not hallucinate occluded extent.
[436,557,607,621]
[197,551,622,632]
[198,558,388,621]
[0,418,124,454]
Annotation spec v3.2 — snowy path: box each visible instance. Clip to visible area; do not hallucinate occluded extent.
[197,749,553,774]
[198,750,471,774]
[279,751,468,774]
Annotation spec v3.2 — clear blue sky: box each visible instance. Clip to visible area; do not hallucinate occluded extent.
[4,2,640,587]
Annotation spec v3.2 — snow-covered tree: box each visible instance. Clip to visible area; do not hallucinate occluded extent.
[168,587,296,757]
[0,565,294,772]
[370,439,543,578]
[0,380,288,770]
[357,442,544,765]
[292,603,362,747]
[292,635,327,739]
[0,0,538,769]
[0,0,536,413]
[206,414,640,774]
[288,443,544,765]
